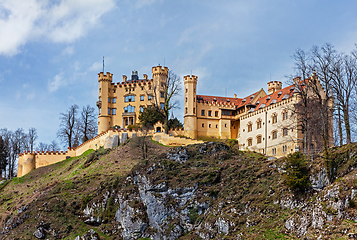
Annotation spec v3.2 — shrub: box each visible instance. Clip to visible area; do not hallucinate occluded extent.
[283,152,311,191]
[227,139,238,147]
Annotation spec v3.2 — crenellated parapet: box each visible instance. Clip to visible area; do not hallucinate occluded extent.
[152,66,168,77]
[184,75,198,83]
[98,72,113,82]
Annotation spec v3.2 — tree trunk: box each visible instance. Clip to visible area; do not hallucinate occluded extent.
[343,105,351,144]
[338,107,343,146]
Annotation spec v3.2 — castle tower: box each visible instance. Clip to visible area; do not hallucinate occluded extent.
[21,152,35,176]
[184,75,198,139]
[267,81,282,95]
[98,72,113,134]
[152,66,169,103]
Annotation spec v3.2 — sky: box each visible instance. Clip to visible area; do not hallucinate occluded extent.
[1,0,357,149]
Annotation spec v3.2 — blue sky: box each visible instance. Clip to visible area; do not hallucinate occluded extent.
[1,0,357,148]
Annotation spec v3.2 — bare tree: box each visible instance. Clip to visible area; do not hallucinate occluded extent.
[150,70,181,133]
[57,104,79,149]
[28,127,38,152]
[36,142,50,152]
[80,105,97,142]
[0,136,7,179]
[49,140,60,152]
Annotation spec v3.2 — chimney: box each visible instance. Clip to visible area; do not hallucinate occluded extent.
[123,75,127,82]
[293,76,301,85]
[234,94,237,99]
[268,81,282,95]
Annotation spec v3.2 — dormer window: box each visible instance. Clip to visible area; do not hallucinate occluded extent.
[278,91,282,95]
[242,99,246,102]
[256,101,260,105]
[250,95,255,99]
[227,99,230,102]
[213,98,217,102]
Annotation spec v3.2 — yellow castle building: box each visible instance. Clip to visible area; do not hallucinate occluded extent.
[97,66,168,133]
[183,73,333,158]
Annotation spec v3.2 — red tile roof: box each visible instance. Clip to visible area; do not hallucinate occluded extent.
[253,84,295,110]
[196,90,262,108]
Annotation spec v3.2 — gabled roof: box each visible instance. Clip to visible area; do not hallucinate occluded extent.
[253,84,296,111]
[196,90,263,108]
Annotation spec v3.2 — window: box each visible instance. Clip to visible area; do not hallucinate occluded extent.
[113,98,116,103]
[209,124,211,128]
[186,89,188,93]
[161,92,165,98]
[185,107,188,114]
[140,95,144,101]
[215,111,218,117]
[282,111,288,120]
[216,124,218,128]
[282,145,287,153]
[201,110,205,116]
[248,122,252,132]
[193,108,195,114]
[125,119,128,126]
[125,95,135,102]
[208,110,212,116]
[140,106,144,112]
[202,123,204,127]
[99,108,101,115]
[148,95,152,100]
[124,105,135,113]
[112,108,116,115]
[185,97,188,102]
[108,108,111,115]
[141,87,144,91]
[272,114,277,124]
[257,119,262,129]
[113,89,116,93]
[272,148,276,155]
[247,138,252,146]
[225,124,227,128]
[283,128,288,136]
[108,97,111,103]
[160,103,164,109]
[257,135,262,144]
[272,131,277,140]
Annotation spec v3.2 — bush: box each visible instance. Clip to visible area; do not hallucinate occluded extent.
[283,152,311,191]
[226,139,238,147]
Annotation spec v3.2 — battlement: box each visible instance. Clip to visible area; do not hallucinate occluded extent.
[184,75,198,82]
[152,66,168,76]
[268,81,282,95]
[98,72,113,82]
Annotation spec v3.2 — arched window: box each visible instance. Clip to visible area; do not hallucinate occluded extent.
[283,128,288,136]
[247,122,252,132]
[193,108,196,114]
[256,135,262,144]
[272,130,277,140]
[124,105,135,113]
[247,138,253,146]
[282,110,288,120]
[272,113,277,124]
[256,119,262,129]
[185,97,188,102]
[185,107,188,114]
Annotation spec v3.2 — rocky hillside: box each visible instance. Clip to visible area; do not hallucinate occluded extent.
[2,137,357,239]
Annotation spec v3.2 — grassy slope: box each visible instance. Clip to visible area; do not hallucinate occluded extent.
[0,138,167,239]
[2,139,357,239]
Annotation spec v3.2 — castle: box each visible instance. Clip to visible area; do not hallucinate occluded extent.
[17,65,333,177]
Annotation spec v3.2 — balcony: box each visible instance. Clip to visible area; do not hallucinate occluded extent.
[122,112,136,117]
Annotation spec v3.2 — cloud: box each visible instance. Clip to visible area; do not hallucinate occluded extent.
[48,73,66,92]
[0,0,116,56]
[135,0,162,9]
[89,61,103,72]
[61,45,74,56]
